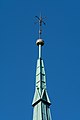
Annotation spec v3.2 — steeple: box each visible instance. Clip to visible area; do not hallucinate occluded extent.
[32,15,52,120]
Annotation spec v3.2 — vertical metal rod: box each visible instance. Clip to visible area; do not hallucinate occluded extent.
[39,45,42,58]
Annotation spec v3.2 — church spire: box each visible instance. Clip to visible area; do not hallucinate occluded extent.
[32,15,52,120]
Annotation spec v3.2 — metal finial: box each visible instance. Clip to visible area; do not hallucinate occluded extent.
[35,14,46,38]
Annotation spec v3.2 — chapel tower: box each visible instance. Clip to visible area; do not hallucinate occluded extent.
[32,15,52,120]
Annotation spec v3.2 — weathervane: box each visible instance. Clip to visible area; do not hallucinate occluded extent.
[35,14,46,38]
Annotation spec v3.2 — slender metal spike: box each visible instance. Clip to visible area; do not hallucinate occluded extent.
[34,14,46,38]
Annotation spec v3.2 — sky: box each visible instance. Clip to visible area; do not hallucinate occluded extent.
[0,0,80,120]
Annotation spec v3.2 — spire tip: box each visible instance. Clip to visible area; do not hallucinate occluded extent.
[35,14,46,39]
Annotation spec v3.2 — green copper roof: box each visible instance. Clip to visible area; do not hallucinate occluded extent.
[32,57,52,120]
[32,58,51,106]
[32,36,52,120]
